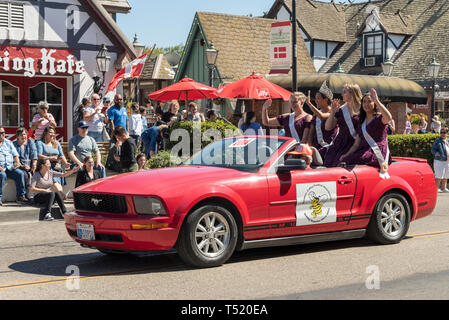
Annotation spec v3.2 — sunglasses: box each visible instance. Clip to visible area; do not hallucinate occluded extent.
[0,132,5,135]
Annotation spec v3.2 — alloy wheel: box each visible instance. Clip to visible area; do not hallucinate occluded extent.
[194,212,230,258]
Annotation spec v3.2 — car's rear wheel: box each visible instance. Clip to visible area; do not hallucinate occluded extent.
[367,192,410,244]
[176,205,238,268]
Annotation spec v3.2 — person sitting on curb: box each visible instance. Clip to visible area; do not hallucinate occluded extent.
[68,121,106,178]
[0,127,28,205]
[29,158,79,221]
[75,156,101,188]
[136,153,148,171]
[13,127,38,198]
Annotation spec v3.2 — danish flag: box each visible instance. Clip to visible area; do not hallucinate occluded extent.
[106,46,154,94]
[274,46,287,59]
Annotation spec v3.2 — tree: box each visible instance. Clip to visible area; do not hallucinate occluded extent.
[149,43,185,57]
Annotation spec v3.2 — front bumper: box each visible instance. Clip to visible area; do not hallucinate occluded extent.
[64,211,180,252]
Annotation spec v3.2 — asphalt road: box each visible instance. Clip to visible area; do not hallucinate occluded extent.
[0,194,448,301]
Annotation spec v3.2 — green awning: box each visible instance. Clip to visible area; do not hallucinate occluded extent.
[268,73,428,104]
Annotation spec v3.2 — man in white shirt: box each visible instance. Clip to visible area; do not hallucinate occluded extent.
[83,93,106,142]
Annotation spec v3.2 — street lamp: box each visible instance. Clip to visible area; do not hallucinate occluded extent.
[205,40,218,109]
[427,56,441,118]
[381,58,395,77]
[132,34,145,56]
[93,44,111,95]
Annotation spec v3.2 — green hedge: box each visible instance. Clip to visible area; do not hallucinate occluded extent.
[147,150,183,169]
[166,120,240,156]
[388,133,439,166]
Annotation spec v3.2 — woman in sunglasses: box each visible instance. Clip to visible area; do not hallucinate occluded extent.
[432,127,449,193]
[31,101,57,141]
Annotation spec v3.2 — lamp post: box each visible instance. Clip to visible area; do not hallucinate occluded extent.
[93,44,111,96]
[205,41,218,109]
[292,0,298,92]
[132,34,145,103]
[427,56,440,118]
[381,58,395,77]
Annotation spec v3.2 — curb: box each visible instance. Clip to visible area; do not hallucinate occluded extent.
[0,202,74,223]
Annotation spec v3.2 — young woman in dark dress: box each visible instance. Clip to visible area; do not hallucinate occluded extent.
[323,83,363,167]
[305,83,338,159]
[339,88,392,177]
[262,92,312,143]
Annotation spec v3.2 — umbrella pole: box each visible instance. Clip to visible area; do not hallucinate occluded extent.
[252,99,255,112]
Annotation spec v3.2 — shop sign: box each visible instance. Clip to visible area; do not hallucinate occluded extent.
[409,103,428,110]
[0,46,85,77]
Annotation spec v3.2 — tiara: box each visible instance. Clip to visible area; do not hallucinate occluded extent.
[319,81,333,100]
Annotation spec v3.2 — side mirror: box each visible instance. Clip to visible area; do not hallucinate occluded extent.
[277,159,307,173]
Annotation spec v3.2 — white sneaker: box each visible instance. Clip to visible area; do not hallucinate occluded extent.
[438,189,443,193]
[43,213,54,221]
[444,189,449,193]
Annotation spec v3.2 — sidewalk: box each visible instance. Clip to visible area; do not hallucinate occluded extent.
[0,200,74,223]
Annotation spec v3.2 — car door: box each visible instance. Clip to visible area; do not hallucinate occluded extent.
[266,166,357,238]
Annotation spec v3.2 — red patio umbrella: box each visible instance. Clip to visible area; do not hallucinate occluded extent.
[217,73,293,111]
[148,77,219,101]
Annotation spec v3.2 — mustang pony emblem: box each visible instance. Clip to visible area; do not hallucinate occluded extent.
[91,198,103,206]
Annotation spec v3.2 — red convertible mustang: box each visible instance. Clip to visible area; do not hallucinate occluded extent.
[65,136,437,268]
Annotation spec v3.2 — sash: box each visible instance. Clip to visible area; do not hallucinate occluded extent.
[289,113,301,143]
[315,117,329,148]
[341,104,357,139]
[362,120,390,180]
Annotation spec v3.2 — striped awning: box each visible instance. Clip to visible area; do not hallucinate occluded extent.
[268,73,428,104]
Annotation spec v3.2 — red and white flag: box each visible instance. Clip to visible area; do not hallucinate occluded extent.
[105,48,152,94]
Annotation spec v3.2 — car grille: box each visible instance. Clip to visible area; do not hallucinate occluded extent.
[73,193,128,214]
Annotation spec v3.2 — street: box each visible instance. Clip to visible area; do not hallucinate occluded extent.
[0,194,448,301]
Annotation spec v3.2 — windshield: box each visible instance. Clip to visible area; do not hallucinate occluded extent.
[187,137,288,172]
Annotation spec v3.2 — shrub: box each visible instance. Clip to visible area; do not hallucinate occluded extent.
[166,120,240,156]
[388,133,439,166]
[147,150,183,169]
[410,113,427,125]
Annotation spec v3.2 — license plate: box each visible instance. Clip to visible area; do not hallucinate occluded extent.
[76,224,95,241]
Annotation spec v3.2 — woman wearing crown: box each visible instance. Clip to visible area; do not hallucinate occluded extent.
[304,81,339,159]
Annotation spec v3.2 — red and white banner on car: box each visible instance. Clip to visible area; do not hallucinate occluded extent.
[269,21,291,75]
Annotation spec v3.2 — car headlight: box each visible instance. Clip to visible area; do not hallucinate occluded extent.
[133,196,167,216]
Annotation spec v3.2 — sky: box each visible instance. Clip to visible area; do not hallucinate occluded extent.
[117,0,367,49]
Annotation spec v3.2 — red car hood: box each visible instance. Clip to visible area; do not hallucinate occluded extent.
[74,166,250,196]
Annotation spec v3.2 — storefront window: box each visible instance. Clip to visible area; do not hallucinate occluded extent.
[0,81,20,127]
[29,82,63,127]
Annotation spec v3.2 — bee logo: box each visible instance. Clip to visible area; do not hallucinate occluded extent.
[308,191,329,219]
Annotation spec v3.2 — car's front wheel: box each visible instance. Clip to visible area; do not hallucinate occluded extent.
[176,205,238,268]
[367,192,411,244]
